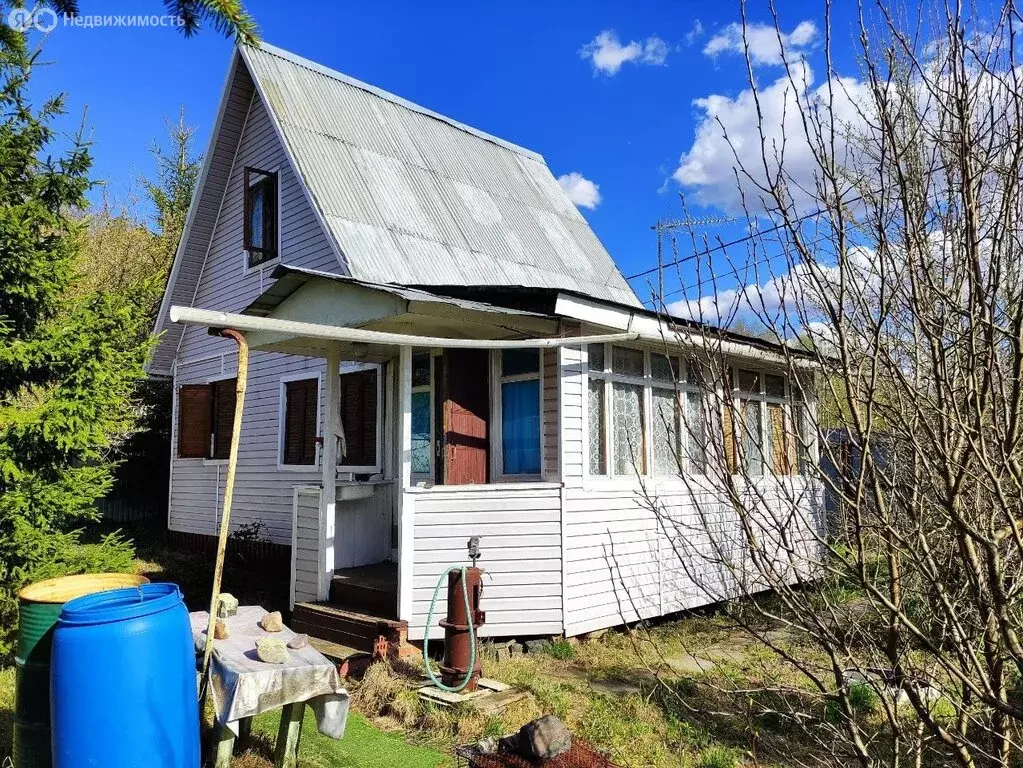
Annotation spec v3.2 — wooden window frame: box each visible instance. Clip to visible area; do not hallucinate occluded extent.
[725,365,800,477]
[177,383,211,459]
[209,376,238,462]
[278,372,321,470]
[490,349,544,481]
[243,166,279,271]
[337,362,383,474]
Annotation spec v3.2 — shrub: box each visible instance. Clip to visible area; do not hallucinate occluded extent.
[544,639,576,660]
[697,745,741,768]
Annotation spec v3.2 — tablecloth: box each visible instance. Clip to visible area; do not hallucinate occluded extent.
[190,605,349,738]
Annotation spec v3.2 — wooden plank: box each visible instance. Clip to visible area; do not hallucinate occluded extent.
[274,701,305,768]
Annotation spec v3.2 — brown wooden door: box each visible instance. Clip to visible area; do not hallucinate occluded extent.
[442,349,489,485]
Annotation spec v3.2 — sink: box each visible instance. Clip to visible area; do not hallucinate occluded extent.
[336,483,376,502]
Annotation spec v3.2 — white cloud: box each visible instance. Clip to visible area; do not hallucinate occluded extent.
[558,172,602,209]
[685,19,705,46]
[703,20,817,66]
[673,62,870,213]
[580,30,669,75]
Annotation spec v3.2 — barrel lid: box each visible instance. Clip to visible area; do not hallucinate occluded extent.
[59,582,182,626]
[18,573,149,604]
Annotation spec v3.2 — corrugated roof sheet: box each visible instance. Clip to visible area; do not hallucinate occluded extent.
[241,43,641,308]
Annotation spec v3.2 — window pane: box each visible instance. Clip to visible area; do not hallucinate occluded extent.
[685,392,706,473]
[587,378,606,474]
[502,379,541,474]
[685,359,705,385]
[613,382,645,475]
[412,353,431,388]
[588,343,605,372]
[651,389,680,476]
[650,354,676,383]
[738,369,759,393]
[249,184,265,249]
[502,349,539,377]
[411,391,431,474]
[612,347,644,377]
[794,403,809,473]
[742,399,763,476]
[765,373,786,398]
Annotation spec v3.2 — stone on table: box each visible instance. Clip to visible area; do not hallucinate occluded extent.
[214,619,230,640]
[288,633,309,650]
[217,593,239,618]
[256,637,289,664]
[259,610,284,632]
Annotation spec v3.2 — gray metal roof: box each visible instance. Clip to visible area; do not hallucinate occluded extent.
[241,43,641,308]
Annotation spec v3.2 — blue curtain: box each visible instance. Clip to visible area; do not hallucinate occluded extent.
[502,379,541,475]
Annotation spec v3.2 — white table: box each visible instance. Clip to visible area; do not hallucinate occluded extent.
[190,605,349,768]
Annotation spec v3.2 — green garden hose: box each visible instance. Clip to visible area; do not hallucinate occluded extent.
[422,565,477,693]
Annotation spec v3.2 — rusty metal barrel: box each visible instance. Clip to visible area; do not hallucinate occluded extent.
[439,566,485,692]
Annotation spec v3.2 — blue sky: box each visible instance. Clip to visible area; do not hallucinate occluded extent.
[23,0,867,313]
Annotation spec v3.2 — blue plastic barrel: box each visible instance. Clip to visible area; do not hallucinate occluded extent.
[50,583,200,768]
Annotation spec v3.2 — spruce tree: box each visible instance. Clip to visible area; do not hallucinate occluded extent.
[0,36,148,653]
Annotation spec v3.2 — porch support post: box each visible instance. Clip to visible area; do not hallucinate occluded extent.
[396,345,414,622]
[319,348,341,600]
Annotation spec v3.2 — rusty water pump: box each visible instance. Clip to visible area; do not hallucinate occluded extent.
[423,537,486,693]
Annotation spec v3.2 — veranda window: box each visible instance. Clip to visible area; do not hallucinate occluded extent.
[724,368,801,476]
[587,344,706,478]
[410,353,433,478]
[338,365,381,473]
[496,349,541,476]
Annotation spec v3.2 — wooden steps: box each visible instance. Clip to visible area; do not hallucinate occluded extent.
[291,601,407,655]
[330,563,398,619]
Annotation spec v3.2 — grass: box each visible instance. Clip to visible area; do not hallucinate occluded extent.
[235,708,446,768]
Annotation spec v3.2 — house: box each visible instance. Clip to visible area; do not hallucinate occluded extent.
[150,42,823,650]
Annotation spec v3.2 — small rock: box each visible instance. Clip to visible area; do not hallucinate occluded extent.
[214,619,230,640]
[517,715,572,760]
[217,593,239,618]
[509,642,525,656]
[194,633,207,655]
[259,611,284,632]
[256,637,289,664]
[580,628,607,642]
[288,633,309,650]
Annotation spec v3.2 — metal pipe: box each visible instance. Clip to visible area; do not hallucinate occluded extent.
[169,305,639,349]
[198,328,249,711]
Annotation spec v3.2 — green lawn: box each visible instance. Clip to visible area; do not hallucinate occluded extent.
[247,707,448,768]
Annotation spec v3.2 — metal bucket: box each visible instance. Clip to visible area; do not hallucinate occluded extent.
[14,573,148,768]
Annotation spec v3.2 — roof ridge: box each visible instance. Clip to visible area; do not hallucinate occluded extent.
[242,41,545,163]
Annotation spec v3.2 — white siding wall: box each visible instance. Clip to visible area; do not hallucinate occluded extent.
[169,87,344,545]
[406,485,564,641]
[558,344,825,637]
[292,486,321,608]
[170,352,325,543]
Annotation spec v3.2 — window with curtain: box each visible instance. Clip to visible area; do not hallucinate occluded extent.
[587,345,706,478]
[726,367,801,476]
[499,349,541,476]
[411,353,432,476]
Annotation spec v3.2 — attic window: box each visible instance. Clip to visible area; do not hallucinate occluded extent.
[244,167,278,268]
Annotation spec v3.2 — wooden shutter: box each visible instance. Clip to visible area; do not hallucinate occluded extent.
[211,378,237,460]
[178,384,211,458]
[443,349,490,485]
[264,172,278,259]
[339,370,378,468]
[769,403,790,475]
[284,378,318,465]
[722,402,738,475]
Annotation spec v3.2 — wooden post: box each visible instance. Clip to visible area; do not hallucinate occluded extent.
[396,345,414,622]
[211,724,236,768]
[274,702,305,768]
[320,349,341,600]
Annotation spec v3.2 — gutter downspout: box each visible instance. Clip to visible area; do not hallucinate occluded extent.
[198,328,249,711]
